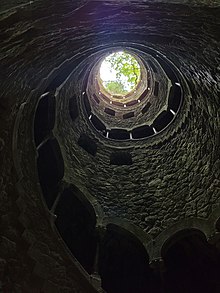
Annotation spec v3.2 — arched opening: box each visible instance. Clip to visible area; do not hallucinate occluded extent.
[98,224,157,293]
[153,110,174,132]
[162,229,220,293]
[34,93,55,147]
[55,187,97,274]
[132,125,154,139]
[108,129,130,140]
[168,84,182,112]
[37,138,64,209]
[78,134,97,156]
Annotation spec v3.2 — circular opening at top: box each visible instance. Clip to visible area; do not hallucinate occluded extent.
[99,51,141,96]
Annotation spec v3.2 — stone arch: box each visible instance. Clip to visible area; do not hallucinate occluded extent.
[37,138,64,209]
[98,222,157,293]
[102,217,152,249]
[34,92,56,147]
[148,217,216,264]
[161,228,220,293]
[161,228,206,258]
[54,185,98,274]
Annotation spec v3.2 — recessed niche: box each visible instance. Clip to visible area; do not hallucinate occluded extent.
[132,125,154,139]
[78,134,97,156]
[110,151,132,165]
[109,129,130,140]
[100,93,110,103]
[153,81,159,97]
[123,112,134,119]
[162,230,220,293]
[91,115,106,132]
[141,102,151,114]
[98,225,151,293]
[139,89,147,101]
[55,187,97,274]
[34,94,55,146]
[37,138,64,209]
[127,100,138,107]
[84,93,91,115]
[112,101,123,107]
[69,97,79,121]
[153,110,173,132]
[168,85,182,112]
[104,108,115,116]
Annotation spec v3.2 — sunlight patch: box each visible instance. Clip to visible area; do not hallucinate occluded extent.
[99,51,141,96]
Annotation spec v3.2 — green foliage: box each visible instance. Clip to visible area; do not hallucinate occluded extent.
[103,81,127,95]
[107,52,140,85]
[102,51,140,95]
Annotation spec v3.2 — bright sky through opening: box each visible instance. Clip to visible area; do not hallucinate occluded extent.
[100,52,135,91]
[99,51,141,96]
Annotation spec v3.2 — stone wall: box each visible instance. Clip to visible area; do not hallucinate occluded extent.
[0,0,219,291]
